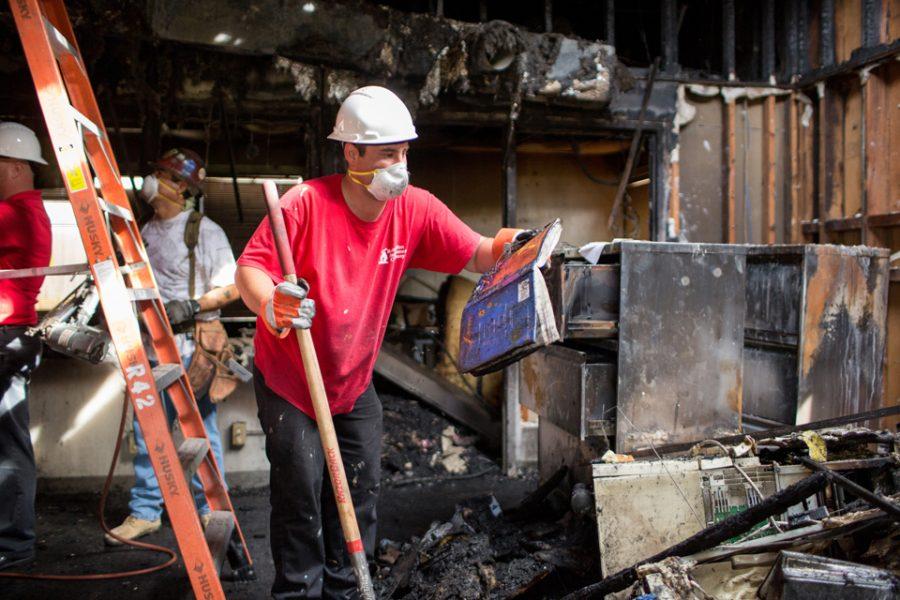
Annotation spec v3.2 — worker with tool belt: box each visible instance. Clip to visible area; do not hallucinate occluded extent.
[0,122,51,572]
[235,86,534,598]
[106,149,241,544]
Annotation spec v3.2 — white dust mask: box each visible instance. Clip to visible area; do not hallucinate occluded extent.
[349,162,409,202]
[139,174,159,202]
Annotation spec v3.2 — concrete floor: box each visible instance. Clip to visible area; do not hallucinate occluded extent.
[2,473,535,599]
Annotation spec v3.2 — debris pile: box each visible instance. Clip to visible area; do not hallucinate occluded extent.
[380,392,497,485]
[571,426,900,599]
[375,481,598,599]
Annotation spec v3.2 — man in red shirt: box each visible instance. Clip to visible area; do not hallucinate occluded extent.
[0,122,51,571]
[236,86,530,598]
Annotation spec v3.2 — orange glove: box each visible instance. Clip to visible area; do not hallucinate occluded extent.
[261,280,316,338]
[491,228,539,260]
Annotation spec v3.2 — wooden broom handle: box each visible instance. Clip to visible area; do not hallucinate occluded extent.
[262,181,374,599]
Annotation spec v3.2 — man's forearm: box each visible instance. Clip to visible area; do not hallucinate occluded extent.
[196,283,240,312]
[235,265,276,315]
[464,236,501,274]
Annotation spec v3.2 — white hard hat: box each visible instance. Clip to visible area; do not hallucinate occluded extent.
[327,86,418,145]
[0,122,48,165]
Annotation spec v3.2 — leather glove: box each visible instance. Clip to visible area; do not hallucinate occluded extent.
[262,280,316,337]
[165,298,200,325]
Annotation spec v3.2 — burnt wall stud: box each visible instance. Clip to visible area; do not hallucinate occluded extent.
[722,0,736,80]
[821,0,836,67]
[661,0,679,73]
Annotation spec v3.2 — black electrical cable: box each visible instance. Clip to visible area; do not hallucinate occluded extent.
[569,140,620,186]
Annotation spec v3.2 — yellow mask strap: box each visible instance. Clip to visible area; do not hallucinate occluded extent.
[347,168,375,187]
[151,177,188,210]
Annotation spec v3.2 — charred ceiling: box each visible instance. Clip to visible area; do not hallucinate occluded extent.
[148,0,621,110]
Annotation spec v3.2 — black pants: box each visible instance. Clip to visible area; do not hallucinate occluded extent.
[0,326,42,559]
[255,366,382,599]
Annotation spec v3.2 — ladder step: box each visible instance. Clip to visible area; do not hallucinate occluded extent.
[119,261,147,275]
[177,437,208,481]
[68,103,103,139]
[152,363,182,391]
[126,288,160,301]
[204,511,236,575]
[98,198,133,221]
[43,16,80,62]
[0,262,89,280]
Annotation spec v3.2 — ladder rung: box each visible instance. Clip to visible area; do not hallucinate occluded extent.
[43,16,80,62]
[98,198,133,221]
[68,103,103,139]
[204,511,235,575]
[127,288,160,301]
[152,363,182,391]
[177,437,208,481]
[119,261,147,275]
[0,262,89,280]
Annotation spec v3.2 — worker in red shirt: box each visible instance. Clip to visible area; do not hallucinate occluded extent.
[0,122,51,572]
[236,86,532,598]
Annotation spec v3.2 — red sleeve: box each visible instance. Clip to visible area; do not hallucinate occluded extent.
[408,193,481,273]
[236,185,305,282]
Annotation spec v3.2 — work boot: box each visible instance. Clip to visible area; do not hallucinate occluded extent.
[104,515,162,546]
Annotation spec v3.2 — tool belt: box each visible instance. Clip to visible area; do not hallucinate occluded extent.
[186,319,240,403]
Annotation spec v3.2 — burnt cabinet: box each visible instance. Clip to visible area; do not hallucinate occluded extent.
[742,245,889,428]
[524,241,747,455]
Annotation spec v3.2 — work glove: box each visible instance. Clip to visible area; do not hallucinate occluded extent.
[262,280,316,337]
[510,228,539,252]
[165,298,200,325]
[491,227,542,261]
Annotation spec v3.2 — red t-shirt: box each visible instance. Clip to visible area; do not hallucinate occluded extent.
[238,174,481,417]
[0,190,52,326]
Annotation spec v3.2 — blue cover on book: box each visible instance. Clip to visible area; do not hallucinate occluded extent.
[458,220,561,375]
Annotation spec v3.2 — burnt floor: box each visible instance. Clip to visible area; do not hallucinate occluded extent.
[1,389,536,599]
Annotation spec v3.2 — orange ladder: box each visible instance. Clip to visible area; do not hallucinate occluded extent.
[9,1,253,597]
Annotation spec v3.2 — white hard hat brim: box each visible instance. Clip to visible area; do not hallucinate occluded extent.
[0,151,49,165]
[327,132,418,144]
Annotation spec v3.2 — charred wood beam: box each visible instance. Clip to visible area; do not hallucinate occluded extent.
[661,0,678,73]
[609,58,659,235]
[762,0,775,80]
[796,0,809,74]
[605,0,615,48]
[794,39,900,87]
[862,0,881,47]
[563,472,830,599]
[820,0,836,67]
[722,0,735,80]
[783,0,799,79]
[149,0,616,108]
[797,457,900,522]
[503,54,526,229]
[630,405,900,458]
